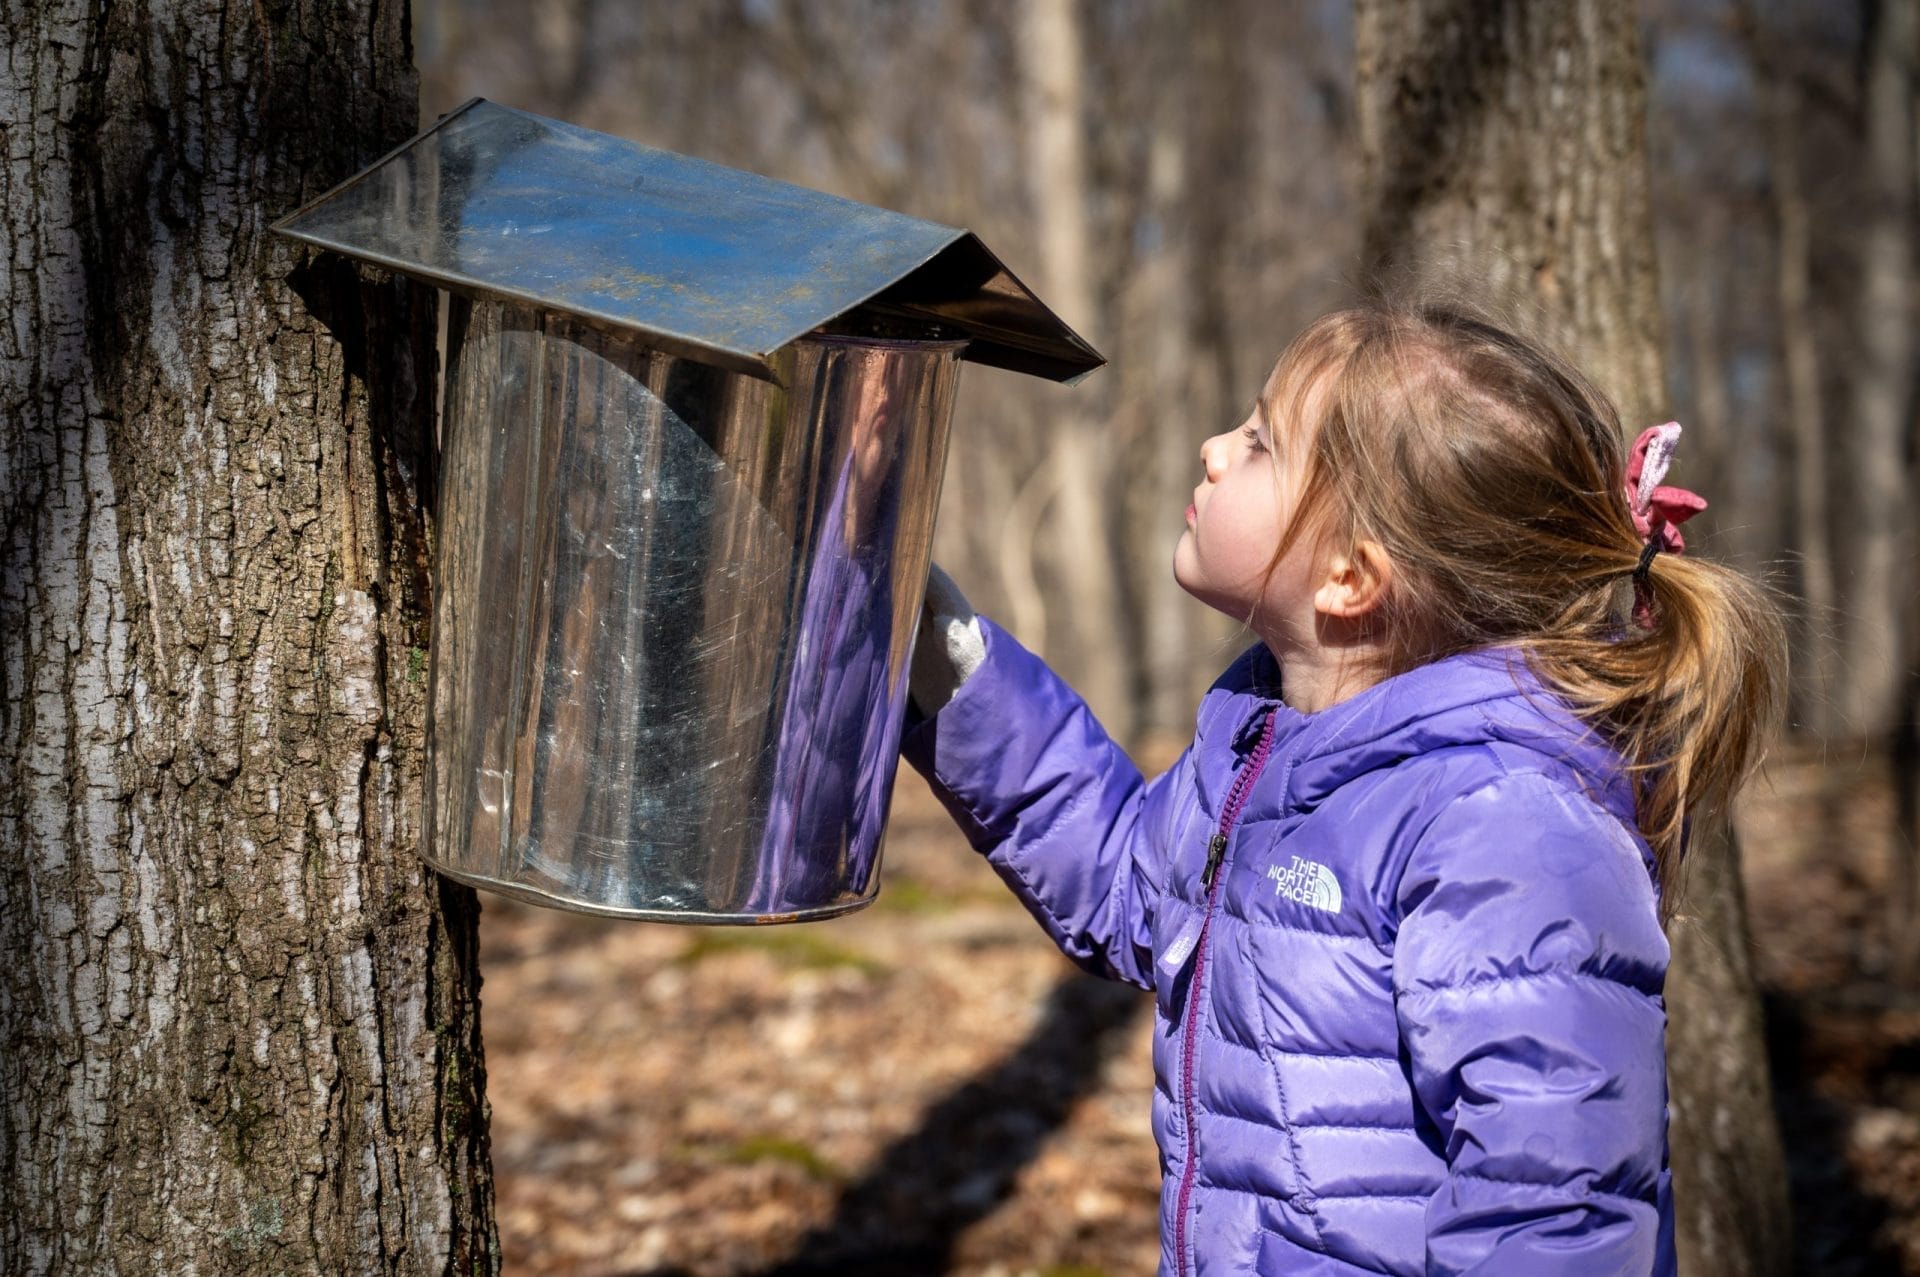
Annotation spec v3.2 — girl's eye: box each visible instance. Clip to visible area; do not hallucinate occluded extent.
[1240,423,1266,454]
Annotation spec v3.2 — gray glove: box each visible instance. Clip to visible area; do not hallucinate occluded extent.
[908,562,987,717]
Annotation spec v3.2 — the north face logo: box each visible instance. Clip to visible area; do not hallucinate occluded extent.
[1268,856,1343,913]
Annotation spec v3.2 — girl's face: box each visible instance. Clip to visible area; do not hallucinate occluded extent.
[1173,369,1327,637]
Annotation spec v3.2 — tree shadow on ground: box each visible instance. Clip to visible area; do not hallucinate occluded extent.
[738,968,1147,1276]
[1765,990,1909,1275]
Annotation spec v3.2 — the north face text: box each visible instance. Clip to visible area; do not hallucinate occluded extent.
[1267,856,1343,913]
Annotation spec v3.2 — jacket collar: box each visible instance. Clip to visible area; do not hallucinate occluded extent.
[1193,642,1637,829]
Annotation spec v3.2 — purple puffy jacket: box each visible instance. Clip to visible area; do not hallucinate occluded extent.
[901,618,1676,1276]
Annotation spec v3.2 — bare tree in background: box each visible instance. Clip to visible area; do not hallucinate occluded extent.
[1013,0,1128,726]
[1353,3,1792,1274]
[1740,0,1842,736]
[1122,0,1208,734]
[1,3,496,1272]
[1848,0,1920,987]
[1841,0,1917,743]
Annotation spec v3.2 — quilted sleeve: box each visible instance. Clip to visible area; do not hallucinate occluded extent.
[900,616,1185,991]
[1391,770,1671,1276]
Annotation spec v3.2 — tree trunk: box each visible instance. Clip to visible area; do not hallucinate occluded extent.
[1852,0,1920,984]
[0,4,496,1273]
[1676,210,1738,562]
[1897,580,1920,983]
[1353,4,1792,1274]
[1750,7,1840,736]
[1130,0,1206,737]
[1018,0,1130,732]
[1841,0,1917,739]
[1354,0,1666,429]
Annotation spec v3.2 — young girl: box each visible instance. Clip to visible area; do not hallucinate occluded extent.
[901,300,1785,1277]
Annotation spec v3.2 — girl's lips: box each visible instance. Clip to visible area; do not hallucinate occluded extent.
[1185,503,1197,525]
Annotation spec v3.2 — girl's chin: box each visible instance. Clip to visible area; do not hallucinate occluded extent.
[1170,566,1227,613]
[1171,543,1198,591]
[1172,564,1264,625]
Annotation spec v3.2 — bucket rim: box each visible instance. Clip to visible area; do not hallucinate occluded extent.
[798,330,972,355]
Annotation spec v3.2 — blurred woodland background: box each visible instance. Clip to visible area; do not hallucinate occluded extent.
[415,0,1916,757]
[7,1,1918,1274]
[411,0,1920,1273]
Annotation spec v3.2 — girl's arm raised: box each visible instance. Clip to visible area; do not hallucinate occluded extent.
[901,614,1183,992]
[1391,770,1673,1276]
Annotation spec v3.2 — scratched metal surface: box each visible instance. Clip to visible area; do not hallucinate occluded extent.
[272,99,1101,382]
[424,297,964,921]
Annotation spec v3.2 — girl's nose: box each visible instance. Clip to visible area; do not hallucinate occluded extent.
[1200,431,1230,481]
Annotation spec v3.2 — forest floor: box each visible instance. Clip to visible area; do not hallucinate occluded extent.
[478,741,1916,1276]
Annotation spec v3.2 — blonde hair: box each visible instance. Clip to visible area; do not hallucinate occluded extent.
[1262,299,1787,907]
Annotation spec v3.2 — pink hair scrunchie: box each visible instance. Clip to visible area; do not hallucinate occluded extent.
[1623,422,1708,628]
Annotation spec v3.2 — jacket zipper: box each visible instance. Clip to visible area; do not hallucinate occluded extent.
[1173,707,1278,1277]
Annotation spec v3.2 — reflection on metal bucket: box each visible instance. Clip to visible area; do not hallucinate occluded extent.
[425,298,964,921]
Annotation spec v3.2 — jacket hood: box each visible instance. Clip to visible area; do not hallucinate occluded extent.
[1195,642,1640,831]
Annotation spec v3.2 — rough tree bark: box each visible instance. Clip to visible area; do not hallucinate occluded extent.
[1,3,496,1273]
[1353,3,1791,1275]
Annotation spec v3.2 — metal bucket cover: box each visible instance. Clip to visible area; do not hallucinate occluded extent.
[273,99,1102,383]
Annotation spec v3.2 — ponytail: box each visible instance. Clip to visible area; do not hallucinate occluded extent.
[1526,553,1788,909]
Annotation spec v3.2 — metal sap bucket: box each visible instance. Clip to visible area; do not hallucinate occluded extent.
[425,300,963,920]
[271,99,1101,921]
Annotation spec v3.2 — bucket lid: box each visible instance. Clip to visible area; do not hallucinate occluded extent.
[271,99,1104,384]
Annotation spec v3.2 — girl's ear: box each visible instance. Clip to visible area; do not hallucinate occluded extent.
[1313,540,1394,619]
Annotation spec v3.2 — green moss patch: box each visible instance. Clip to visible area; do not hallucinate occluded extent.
[674,929,889,976]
